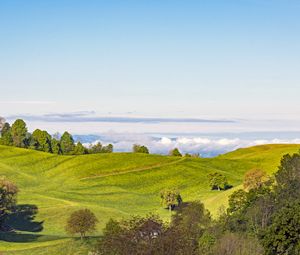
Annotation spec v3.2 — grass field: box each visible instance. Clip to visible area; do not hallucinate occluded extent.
[0,144,299,254]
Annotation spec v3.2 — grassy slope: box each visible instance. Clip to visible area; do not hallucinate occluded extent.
[0,144,299,254]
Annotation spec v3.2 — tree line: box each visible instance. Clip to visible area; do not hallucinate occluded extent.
[0,118,201,157]
[0,119,113,155]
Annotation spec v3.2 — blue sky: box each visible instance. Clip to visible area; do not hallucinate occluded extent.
[0,0,300,134]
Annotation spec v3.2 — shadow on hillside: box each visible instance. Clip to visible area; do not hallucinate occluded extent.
[5,204,44,232]
[0,204,44,242]
[211,184,233,191]
[0,232,42,242]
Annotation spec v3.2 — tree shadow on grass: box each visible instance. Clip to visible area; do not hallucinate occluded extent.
[0,232,42,242]
[0,204,44,242]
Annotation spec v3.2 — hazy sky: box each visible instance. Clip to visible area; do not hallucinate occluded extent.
[1,0,300,124]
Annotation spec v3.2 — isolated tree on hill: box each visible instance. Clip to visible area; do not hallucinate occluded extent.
[133,144,149,154]
[169,148,182,157]
[11,119,28,147]
[0,177,18,226]
[66,209,98,240]
[60,131,75,155]
[208,172,228,191]
[243,169,268,191]
[0,123,13,146]
[74,142,87,155]
[160,189,182,212]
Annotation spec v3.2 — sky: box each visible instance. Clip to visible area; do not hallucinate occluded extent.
[0,0,300,155]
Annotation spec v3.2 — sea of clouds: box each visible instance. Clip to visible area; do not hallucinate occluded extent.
[76,132,300,157]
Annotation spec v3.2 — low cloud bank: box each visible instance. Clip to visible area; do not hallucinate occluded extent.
[77,133,300,157]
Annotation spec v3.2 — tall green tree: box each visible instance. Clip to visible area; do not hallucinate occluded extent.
[262,202,300,255]
[60,131,75,155]
[31,129,52,152]
[51,138,61,154]
[0,123,13,146]
[227,189,248,215]
[11,119,28,147]
[170,201,211,255]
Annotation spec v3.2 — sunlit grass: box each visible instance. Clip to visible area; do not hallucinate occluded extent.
[0,144,299,254]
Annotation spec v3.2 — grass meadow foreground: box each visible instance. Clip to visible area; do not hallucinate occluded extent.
[0,144,300,254]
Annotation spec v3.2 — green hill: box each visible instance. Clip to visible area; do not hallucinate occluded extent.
[0,144,300,254]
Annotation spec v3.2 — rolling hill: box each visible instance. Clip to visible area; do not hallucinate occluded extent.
[0,144,300,254]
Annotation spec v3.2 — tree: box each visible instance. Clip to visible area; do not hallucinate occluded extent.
[60,131,75,155]
[51,138,61,154]
[243,169,267,191]
[169,148,182,157]
[0,177,18,227]
[88,142,113,154]
[170,201,211,254]
[74,142,87,155]
[274,153,300,204]
[227,189,248,215]
[11,119,28,147]
[213,233,263,255]
[31,129,52,152]
[132,144,149,154]
[65,209,98,240]
[262,202,300,255]
[208,172,228,191]
[101,144,113,153]
[89,142,102,154]
[0,123,13,146]
[160,189,182,212]
[97,214,165,255]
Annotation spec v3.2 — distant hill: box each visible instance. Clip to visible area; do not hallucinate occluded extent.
[1,144,300,254]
